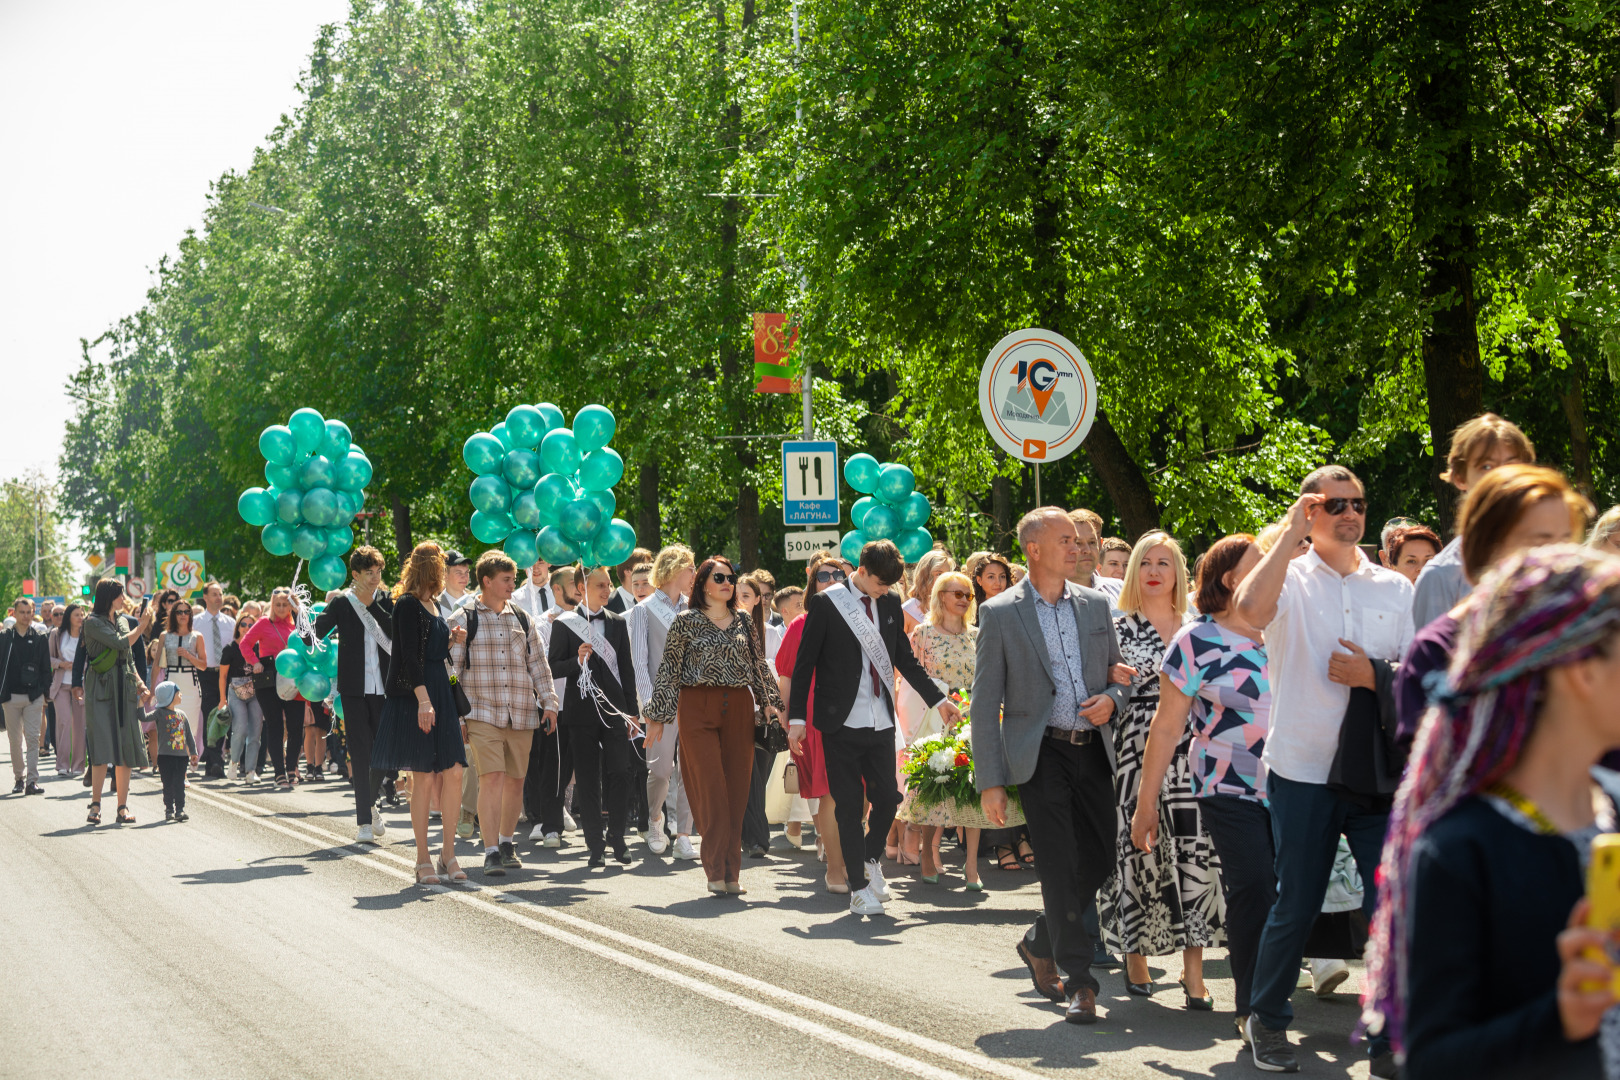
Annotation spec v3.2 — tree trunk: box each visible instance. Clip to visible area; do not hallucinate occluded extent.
[1413,0,1484,522]
[638,458,661,550]
[390,494,412,570]
[1084,412,1162,539]
[1557,359,1594,499]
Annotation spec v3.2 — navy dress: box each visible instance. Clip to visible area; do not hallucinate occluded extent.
[372,602,465,774]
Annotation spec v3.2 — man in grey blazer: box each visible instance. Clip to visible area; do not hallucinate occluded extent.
[974,507,1131,1024]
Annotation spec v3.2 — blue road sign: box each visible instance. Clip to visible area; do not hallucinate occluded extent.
[782,441,839,526]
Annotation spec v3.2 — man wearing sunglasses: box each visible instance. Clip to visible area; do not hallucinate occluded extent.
[1232,465,1414,1075]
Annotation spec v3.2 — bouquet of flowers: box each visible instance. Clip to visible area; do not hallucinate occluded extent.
[899,703,1023,828]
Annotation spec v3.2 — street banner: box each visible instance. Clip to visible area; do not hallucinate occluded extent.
[156,550,207,598]
[114,546,131,577]
[753,313,800,393]
[977,328,1097,463]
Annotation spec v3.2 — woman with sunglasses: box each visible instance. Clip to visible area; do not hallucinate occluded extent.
[217,613,263,782]
[772,552,852,890]
[647,556,786,894]
[240,588,303,789]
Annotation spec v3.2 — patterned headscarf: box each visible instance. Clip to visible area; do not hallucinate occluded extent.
[1361,544,1620,1054]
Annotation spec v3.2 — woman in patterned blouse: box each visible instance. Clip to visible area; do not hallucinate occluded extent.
[646,555,785,895]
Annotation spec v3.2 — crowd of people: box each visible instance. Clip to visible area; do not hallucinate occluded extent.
[8,411,1620,1078]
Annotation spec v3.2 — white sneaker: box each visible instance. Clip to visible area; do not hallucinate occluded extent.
[356,824,376,843]
[647,830,669,855]
[371,818,387,840]
[850,885,886,916]
[562,811,577,832]
[529,824,548,842]
[542,832,561,848]
[865,859,892,902]
[1310,957,1350,998]
[672,835,699,860]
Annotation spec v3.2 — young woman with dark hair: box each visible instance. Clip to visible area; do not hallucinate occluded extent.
[81,578,156,825]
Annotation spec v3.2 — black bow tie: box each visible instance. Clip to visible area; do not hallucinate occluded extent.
[588,612,605,622]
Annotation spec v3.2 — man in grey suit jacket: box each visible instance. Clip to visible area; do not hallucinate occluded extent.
[973,507,1131,1025]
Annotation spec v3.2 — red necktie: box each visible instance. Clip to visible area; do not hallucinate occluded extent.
[860,596,881,695]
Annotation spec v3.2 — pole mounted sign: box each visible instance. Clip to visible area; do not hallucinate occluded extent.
[782,440,839,526]
[977,328,1097,463]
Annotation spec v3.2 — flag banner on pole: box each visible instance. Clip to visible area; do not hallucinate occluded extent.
[114,547,131,576]
[753,313,801,393]
[156,550,207,598]
[22,579,35,597]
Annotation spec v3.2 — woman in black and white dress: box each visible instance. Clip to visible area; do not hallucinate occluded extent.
[1099,531,1224,1006]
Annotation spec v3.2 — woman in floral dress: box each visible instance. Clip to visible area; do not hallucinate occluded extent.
[1099,532,1225,1004]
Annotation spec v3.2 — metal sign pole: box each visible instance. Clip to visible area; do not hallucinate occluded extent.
[1034,462,1041,507]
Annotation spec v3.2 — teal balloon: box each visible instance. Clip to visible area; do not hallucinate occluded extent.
[899,491,932,529]
[334,451,373,490]
[583,487,615,521]
[511,491,541,529]
[319,419,352,460]
[503,528,540,567]
[296,670,331,701]
[288,633,311,659]
[540,428,581,477]
[594,519,636,566]
[578,447,624,490]
[573,405,616,454]
[313,640,340,678]
[844,453,881,494]
[491,421,513,450]
[505,404,545,449]
[331,489,357,521]
[275,648,307,680]
[897,527,933,564]
[323,526,354,557]
[262,523,295,557]
[840,529,868,565]
[463,432,505,476]
[332,694,344,721]
[292,524,327,561]
[501,448,542,489]
[469,474,512,515]
[238,487,276,527]
[260,425,297,466]
[309,554,347,593]
[537,525,578,565]
[301,487,340,527]
[558,498,602,543]
[298,454,335,490]
[471,510,514,544]
[289,408,326,454]
[275,488,304,526]
[862,503,900,541]
[265,461,298,489]
[310,603,326,617]
[850,496,876,529]
[875,463,916,505]
[536,402,566,433]
[535,473,574,521]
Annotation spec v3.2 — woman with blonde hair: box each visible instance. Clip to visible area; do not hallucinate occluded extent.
[372,542,469,884]
[903,549,956,633]
[1586,504,1620,556]
[1100,531,1225,1006]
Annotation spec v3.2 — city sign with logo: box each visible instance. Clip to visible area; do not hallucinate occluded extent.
[977,328,1097,463]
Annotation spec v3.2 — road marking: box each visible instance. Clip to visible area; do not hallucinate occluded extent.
[181,781,1055,1080]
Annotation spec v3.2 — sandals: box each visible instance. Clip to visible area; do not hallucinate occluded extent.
[994,845,1022,872]
[415,862,442,885]
[86,802,101,825]
[115,805,135,825]
[1018,839,1036,867]
[436,856,468,883]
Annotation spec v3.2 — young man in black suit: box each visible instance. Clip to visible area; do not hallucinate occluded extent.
[787,539,962,915]
[313,546,395,843]
[547,565,641,867]
[603,548,653,615]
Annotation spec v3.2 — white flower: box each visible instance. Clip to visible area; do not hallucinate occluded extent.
[927,748,956,775]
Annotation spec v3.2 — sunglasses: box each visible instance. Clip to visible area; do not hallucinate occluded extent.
[1321,497,1368,516]
[940,589,972,600]
[711,572,738,585]
[815,569,848,583]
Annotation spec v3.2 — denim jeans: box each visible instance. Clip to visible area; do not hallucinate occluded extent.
[227,687,264,776]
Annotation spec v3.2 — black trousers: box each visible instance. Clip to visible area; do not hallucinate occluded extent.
[1197,793,1277,1016]
[199,671,224,776]
[628,733,650,832]
[567,721,629,855]
[1018,735,1116,996]
[158,755,188,811]
[255,690,303,779]
[534,725,575,834]
[823,725,903,893]
[741,744,774,851]
[346,694,386,827]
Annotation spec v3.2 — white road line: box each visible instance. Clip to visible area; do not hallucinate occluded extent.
[181,781,1056,1080]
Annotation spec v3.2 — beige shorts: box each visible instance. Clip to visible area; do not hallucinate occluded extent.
[465,720,535,779]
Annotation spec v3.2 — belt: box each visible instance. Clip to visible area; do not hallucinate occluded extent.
[1044,725,1095,745]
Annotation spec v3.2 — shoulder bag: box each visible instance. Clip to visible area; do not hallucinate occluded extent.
[742,617,789,754]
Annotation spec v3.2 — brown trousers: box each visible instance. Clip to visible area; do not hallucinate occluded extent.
[676,686,756,884]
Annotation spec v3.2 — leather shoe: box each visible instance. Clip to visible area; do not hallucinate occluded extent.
[1064,988,1098,1025]
[1016,939,1064,1003]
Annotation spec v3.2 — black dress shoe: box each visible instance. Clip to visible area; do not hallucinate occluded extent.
[483,850,506,876]
[499,841,522,869]
[25,783,43,795]
[1125,971,1155,997]
[174,809,189,822]
[613,846,633,864]
[10,779,22,794]
[587,851,606,869]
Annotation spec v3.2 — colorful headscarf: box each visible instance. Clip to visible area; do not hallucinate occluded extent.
[1361,544,1620,1054]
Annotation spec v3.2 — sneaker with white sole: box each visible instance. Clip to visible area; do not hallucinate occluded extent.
[541,832,561,848]
[1245,1015,1299,1073]
[647,830,669,855]
[850,885,886,916]
[529,824,548,843]
[356,824,376,843]
[371,818,387,840]
[672,835,699,860]
[865,859,892,902]
[1309,957,1350,998]
[562,811,577,832]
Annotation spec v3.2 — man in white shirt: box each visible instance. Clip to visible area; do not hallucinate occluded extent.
[192,582,235,776]
[437,550,476,619]
[525,565,583,843]
[1068,509,1124,612]
[1233,465,1414,1074]
[513,557,553,623]
[628,546,696,857]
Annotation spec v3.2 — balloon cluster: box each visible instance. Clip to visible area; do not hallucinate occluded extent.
[273,622,338,703]
[462,403,638,568]
[237,409,372,593]
[840,454,935,565]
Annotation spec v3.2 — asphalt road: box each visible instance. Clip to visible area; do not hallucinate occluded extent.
[0,748,1376,1080]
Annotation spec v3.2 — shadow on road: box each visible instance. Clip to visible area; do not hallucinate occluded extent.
[175,863,312,885]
